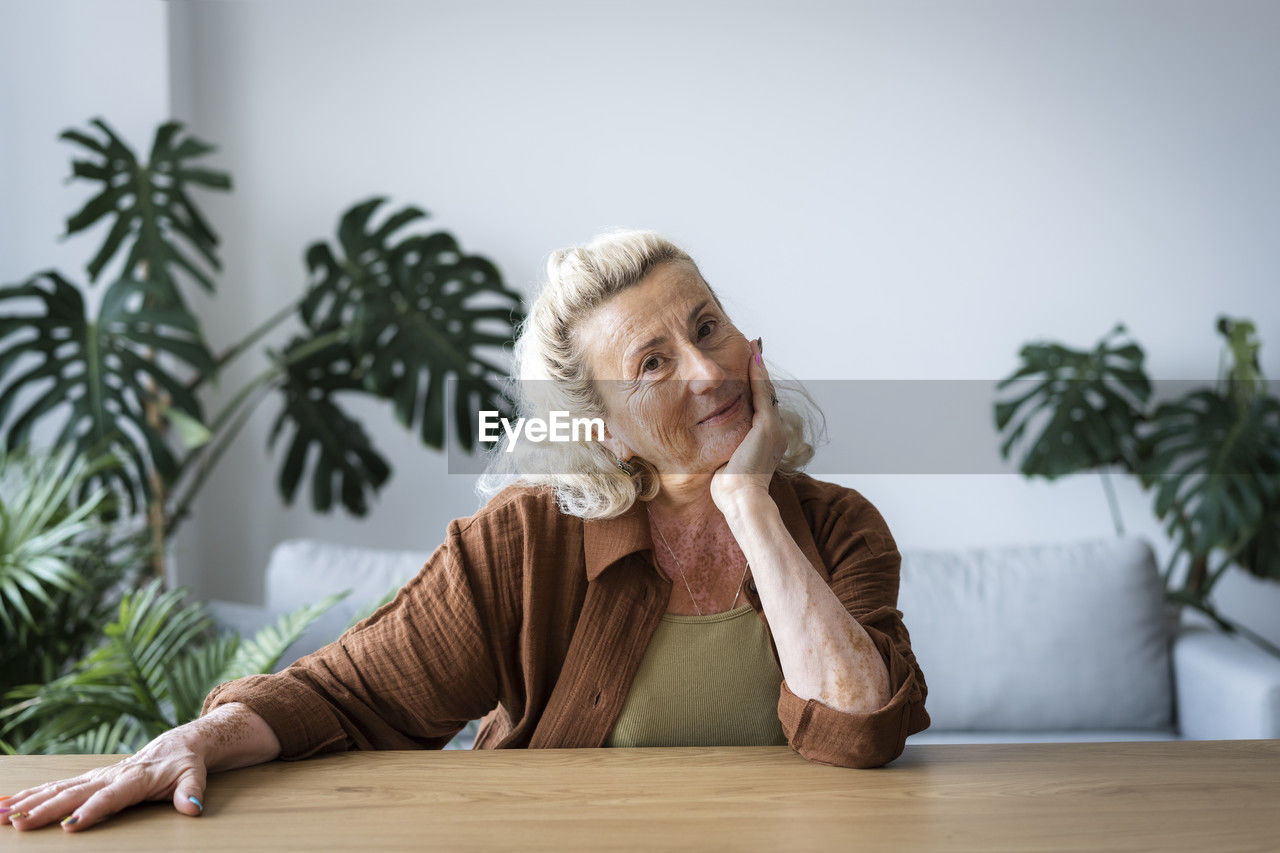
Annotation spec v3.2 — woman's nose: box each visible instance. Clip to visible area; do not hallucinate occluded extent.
[682,344,726,393]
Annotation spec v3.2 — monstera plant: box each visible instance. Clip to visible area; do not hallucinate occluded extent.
[0,116,524,583]
[994,317,1280,657]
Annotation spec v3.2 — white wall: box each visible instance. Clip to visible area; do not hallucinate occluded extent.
[0,0,169,312]
[7,1,1280,646]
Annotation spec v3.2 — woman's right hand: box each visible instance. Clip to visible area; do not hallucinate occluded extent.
[2,726,208,833]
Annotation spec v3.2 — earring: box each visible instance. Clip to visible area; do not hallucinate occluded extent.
[616,457,635,477]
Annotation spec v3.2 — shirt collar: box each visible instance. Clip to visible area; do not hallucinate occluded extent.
[581,471,829,584]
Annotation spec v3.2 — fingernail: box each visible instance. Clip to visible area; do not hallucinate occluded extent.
[0,807,9,812]
[62,815,78,826]
[758,337,764,354]
[189,795,203,812]
[9,811,27,819]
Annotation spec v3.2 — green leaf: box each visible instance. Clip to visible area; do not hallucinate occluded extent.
[161,403,213,451]
[993,328,1151,480]
[1141,391,1280,566]
[60,117,230,303]
[0,272,214,517]
[0,443,105,634]
[291,198,523,476]
[218,589,350,683]
[265,335,390,515]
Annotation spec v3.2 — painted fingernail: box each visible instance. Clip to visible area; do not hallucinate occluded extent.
[189,795,203,812]
[62,815,78,826]
[9,811,27,819]
[758,337,764,354]
[0,807,10,812]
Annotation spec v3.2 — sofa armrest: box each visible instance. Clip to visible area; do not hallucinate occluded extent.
[1172,624,1280,740]
[205,598,275,640]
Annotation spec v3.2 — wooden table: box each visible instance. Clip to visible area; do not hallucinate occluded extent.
[3,740,1277,851]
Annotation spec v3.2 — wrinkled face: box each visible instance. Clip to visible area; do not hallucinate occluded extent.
[574,260,755,476]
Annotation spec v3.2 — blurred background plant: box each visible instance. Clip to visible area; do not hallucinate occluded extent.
[0,116,520,753]
[0,584,350,756]
[994,317,1280,657]
[0,116,524,586]
[0,443,148,709]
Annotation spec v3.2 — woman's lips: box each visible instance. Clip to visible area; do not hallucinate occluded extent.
[698,393,743,425]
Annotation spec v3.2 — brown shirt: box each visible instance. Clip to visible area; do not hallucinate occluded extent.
[200,471,931,769]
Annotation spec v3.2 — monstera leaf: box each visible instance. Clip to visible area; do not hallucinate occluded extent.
[1136,389,1280,571]
[994,322,1152,479]
[267,334,391,514]
[300,197,523,451]
[1236,507,1280,583]
[62,117,229,308]
[0,272,214,517]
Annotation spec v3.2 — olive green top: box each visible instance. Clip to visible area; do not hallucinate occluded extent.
[603,602,789,748]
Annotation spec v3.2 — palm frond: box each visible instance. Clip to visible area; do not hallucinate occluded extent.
[42,717,145,756]
[218,590,351,684]
[167,632,240,725]
[345,581,401,631]
[2,575,353,750]
[0,578,211,751]
[104,580,215,729]
[0,443,106,634]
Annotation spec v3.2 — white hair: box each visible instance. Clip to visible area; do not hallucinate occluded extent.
[475,228,826,519]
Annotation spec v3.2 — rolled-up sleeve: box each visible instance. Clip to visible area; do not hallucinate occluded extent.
[776,492,930,769]
[200,517,503,761]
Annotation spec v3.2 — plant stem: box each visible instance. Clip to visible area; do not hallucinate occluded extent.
[1199,535,1251,599]
[1160,549,1180,589]
[133,255,171,590]
[1180,596,1280,660]
[162,328,348,539]
[1099,467,1125,536]
[186,296,304,395]
[163,377,276,540]
[167,327,347,492]
[1187,554,1208,598]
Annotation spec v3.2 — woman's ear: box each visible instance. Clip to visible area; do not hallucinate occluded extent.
[597,421,633,462]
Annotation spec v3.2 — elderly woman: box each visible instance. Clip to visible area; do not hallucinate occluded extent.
[2,230,929,834]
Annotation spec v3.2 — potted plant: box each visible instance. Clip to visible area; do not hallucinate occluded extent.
[993,318,1280,657]
[0,116,523,752]
[0,116,524,584]
[0,441,345,753]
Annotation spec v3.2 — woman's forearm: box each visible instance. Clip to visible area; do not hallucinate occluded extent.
[721,490,892,714]
[182,702,283,772]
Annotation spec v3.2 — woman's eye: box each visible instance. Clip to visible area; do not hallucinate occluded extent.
[698,320,716,338]
[642,356,662,373]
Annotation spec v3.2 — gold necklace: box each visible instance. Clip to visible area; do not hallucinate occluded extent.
[646,505,750,617]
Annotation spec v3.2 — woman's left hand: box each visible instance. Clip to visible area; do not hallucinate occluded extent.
[710,337,786,513]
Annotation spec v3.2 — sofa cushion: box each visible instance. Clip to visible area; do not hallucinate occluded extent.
[897,536,1175,732]
[266,539,433,666]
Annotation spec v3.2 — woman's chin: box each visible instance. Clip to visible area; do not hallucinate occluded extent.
[696,427,752,469]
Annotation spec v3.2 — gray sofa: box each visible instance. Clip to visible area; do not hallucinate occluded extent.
[205,535,1280,749]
